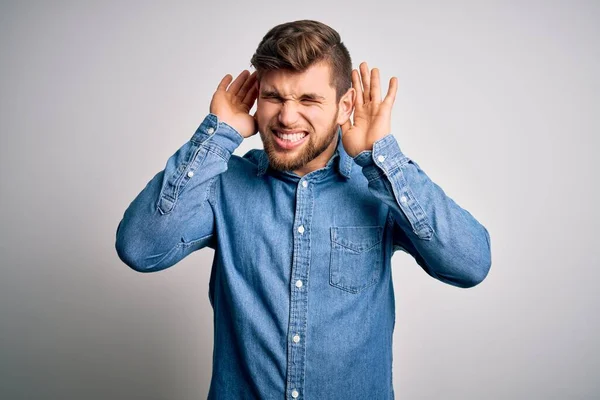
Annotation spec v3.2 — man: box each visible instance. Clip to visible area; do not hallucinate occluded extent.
[115,19,491,399]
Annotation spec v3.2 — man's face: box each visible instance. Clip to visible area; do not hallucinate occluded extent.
[255,61,342,174]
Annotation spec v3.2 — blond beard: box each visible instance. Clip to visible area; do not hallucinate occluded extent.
[259,112,339,172]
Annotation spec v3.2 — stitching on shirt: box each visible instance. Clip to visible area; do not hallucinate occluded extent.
[203,143,229,162]
[331,239,382,253]
[386,165,434,240]
[179,233,215,248]
[329,226,384,293]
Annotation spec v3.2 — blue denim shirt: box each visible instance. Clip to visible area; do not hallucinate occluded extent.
[115,113,492,399]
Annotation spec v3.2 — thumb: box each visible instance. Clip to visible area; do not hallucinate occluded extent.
[252,112,259,135]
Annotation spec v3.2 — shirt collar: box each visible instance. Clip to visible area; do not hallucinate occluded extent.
[256,126,353,179]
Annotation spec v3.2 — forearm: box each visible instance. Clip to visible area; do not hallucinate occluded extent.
[354,134,492,288]
[115,113,243,272]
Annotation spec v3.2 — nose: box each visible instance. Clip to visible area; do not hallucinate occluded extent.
[278,101,299,128]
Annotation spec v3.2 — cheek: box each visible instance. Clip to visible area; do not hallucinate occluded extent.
[255,103,332,130]
[255,104,276,126]
[306,108,334,128]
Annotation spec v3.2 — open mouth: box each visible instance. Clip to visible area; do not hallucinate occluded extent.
[274,130,308,142]
[272,130,309,149]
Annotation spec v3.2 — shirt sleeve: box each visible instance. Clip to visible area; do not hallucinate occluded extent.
[115,113,244,272]
[353,133,492,288]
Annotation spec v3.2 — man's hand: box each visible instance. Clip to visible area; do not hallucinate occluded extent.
[210,70,259,138]
[341,62,398,157]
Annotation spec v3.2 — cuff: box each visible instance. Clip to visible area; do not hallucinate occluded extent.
[353,134,410,181]
[191,113,245,156]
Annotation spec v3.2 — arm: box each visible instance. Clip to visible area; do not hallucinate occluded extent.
[115,113,243,272]
[115,69,259,272]
[353,134,492,288]
[342,62,491,288]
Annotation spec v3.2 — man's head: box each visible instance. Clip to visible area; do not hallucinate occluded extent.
[250,20,355,175]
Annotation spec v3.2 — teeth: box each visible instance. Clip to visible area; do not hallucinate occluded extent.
[275,131,307,142]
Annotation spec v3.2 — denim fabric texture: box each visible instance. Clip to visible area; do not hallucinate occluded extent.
[115,113,492,399]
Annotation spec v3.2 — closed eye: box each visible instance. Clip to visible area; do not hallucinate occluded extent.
[261,95,319,104]
[261,95,282,102]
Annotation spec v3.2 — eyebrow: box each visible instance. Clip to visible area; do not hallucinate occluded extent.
[260,89,326,101]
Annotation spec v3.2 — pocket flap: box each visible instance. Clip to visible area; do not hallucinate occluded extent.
[331,226,383,253]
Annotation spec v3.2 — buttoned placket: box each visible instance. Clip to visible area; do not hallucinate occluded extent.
[285,176,313,400]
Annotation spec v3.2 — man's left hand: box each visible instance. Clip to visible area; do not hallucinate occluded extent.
[341,62,398,158]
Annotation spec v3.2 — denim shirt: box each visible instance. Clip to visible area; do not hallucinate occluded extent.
[115,113,492,399]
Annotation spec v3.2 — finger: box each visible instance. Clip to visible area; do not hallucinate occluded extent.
[351,69,363,107]
[371,68,381,103]
[383,77,398,106]
[217,74,233,91]
[359,62,370,102]
[228,70,250,95]
[242,80,259,110]
[237,70,257,100]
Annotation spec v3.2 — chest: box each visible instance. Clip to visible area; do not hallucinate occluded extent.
[215,172,391,295]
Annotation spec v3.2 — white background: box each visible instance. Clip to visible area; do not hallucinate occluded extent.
[1,1,598,398]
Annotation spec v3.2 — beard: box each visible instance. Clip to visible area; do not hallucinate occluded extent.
[259,110,339,173]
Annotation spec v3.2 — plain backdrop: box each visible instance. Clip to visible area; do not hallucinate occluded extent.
[1,1,598,399]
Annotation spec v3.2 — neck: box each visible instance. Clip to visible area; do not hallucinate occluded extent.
[293,133,338,177]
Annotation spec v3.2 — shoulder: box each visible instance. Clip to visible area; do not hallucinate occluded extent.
[241,148,264,164]
[223,148,265,176]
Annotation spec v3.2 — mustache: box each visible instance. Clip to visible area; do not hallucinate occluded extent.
[270,126,310,133]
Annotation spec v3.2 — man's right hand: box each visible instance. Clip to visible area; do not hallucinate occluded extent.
[209,70,259,138]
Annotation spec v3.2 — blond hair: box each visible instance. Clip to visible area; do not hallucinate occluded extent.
[250,20,352,102]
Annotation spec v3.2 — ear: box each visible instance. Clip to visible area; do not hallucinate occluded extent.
[336,87,355,126]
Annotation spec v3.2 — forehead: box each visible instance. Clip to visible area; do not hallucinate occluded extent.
[260,62,335,98]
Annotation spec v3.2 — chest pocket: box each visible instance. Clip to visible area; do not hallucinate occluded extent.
[329,226,384,294]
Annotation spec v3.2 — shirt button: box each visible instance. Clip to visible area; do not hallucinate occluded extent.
[400,195,407,203]
[291,389,299,398]
[207,127,215,134]
[295,280,303,288]
[297,225,305,234]
[301,180,308,188]
[377,155,386,162]
[293,334,300,343]
[187,171,194,178]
